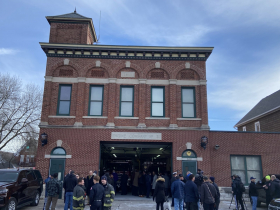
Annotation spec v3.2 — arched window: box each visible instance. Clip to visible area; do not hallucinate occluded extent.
[182,150,197,158]
[51,147,66,155]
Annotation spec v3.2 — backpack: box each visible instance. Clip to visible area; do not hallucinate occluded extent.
[239,181,245,193]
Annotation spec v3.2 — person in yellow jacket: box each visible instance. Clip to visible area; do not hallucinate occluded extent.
[73,178,86,210]
[101,175,115,210]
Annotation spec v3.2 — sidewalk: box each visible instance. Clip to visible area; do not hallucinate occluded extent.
[21,193,267,210]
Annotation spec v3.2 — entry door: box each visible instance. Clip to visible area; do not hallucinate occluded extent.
[49,158,65,199]
[182,161,197,176]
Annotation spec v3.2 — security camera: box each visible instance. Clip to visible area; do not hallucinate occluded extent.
[215,145,220,150]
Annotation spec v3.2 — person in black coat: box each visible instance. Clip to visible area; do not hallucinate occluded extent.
[263,175,272,208]
[153,177,166,210]
[146,171,152,198]
[210,177,220,210]
[90,175,104,210]
[270,175,280,199]
[138,171,145,197]
[121,172,129,195]
[184,174,199,210]
[85,171,94,205]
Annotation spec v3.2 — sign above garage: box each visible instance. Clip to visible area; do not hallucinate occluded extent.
[111,132,162,140]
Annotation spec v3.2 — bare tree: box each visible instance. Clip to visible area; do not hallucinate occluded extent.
[0,73,42,151]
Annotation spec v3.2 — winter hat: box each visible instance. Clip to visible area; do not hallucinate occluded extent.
[210,177,215,182]
[265,175,271,181]
[93,171,97,176]
[173,172,177,175]
[101,175,107,181]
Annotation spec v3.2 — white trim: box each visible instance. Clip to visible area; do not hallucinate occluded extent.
[177,118,201,121]
[86,78,109,83]
[117,79,139,84]
[177,80,200,85]
[243,126,246,131]
[52,77,78,83]
[114,117,139,119]
[146,80,169,85]
[176,157,203,161]
[45,155,72,159]
[82,116,108,119]
[48,116,76,118]
[254,121,261,132]
[45,77,205,86]
[145,117,170,120]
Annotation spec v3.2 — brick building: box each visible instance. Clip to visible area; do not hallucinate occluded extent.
[36,11,280,187]
[235,89,280,132]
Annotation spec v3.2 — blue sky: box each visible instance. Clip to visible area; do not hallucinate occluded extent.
[1,0,280,131]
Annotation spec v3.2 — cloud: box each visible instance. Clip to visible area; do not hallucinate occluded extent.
[0,48,18,55]
[208,60,280,118]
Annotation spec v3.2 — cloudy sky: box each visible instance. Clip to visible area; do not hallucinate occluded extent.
[1,0,280,131]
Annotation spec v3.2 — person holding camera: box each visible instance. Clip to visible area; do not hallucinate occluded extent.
[232,175,245,210]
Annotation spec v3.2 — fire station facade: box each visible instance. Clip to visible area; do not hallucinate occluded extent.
[36,11,280,187]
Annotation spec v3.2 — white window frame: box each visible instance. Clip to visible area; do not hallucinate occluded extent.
[26,155,30,163]
[254,121,260,132]
[20,155,24,163]
[243,126,246,131]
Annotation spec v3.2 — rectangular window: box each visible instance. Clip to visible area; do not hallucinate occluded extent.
[181,87,196,118]
[120,86,134,117]
[151,87,165,117]
[89,86,104,116]
[26,155,30,163]
[243,126,246,131]
[230,155,262,185]
[20,155,24,163]
[255,122,260,132]
[57,85,72,115]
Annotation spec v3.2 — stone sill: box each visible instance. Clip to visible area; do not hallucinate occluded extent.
[114,117,139,119]
[145,117,170,120]
[48,115,76,118]
[177,118,202,120]
[82,116,108,119]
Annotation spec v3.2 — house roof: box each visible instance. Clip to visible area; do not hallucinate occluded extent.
[235,89,280,127]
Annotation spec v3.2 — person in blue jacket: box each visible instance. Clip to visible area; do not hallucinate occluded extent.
[184,174,199,210]
[171,176,185,210]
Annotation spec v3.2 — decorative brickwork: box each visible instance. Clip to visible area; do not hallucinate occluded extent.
[59,69,73,77]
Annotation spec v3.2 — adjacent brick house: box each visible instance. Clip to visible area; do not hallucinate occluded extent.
[235,89,280,132]
[36,11,280,187]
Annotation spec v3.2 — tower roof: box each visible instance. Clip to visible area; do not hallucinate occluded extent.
[46,11,97,43]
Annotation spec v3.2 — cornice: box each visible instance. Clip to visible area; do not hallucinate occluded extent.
[40,42,214,61]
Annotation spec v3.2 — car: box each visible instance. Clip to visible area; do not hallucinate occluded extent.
[0,168,43,210]
[253,174,280,207]
[268,198,280,210]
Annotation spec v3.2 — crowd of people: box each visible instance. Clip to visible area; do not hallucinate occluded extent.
[43,168,280,210]
[44,170,115,210]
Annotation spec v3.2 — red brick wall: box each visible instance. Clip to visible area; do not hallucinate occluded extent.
[49,23,93,44]
[41,57,208,128]
[238,110,280,132]
[209,131,280,186]
[36,128,211,181]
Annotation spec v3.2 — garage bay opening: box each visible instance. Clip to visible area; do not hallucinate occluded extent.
[100,142,172,196]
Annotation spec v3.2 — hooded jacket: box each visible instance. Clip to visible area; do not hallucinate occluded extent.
[200,182,217,204]
[153,177,166,203]
[63,173,77,192]
[270,178,280,198]
[232,177,243,195]
[171,178,185,199]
